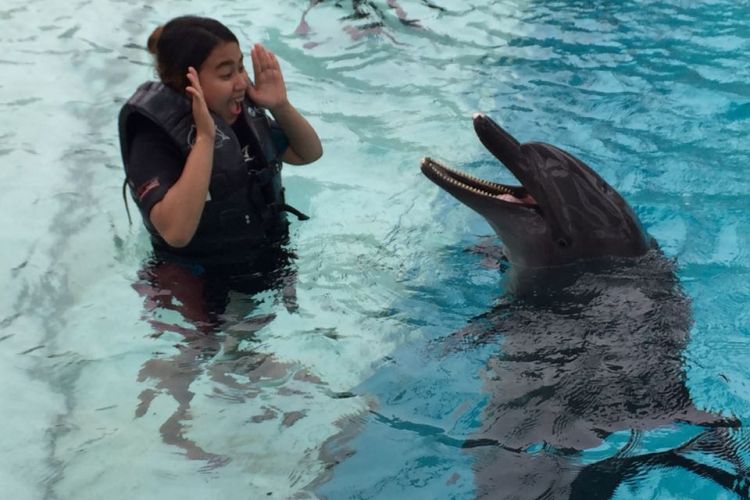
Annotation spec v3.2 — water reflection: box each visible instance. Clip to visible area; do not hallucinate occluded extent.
[132,247,298,466]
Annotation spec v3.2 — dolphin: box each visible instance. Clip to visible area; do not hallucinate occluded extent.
[421,113,653,270]
[420,115,742,498]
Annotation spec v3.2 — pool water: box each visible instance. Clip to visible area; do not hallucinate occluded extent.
[2,0,749,499]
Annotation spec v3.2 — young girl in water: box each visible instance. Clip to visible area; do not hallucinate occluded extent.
[119,15,322,261]
[119,16,321,462]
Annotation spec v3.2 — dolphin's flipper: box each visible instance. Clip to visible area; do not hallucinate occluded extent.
[676,405,741,429]
[571,428,750,499]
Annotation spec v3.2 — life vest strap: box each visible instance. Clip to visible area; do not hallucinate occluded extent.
[247,163,280,186]
[275,203,309,221]
[122,178,133,225]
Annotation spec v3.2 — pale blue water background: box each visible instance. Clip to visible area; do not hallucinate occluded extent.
[1,1,749,499]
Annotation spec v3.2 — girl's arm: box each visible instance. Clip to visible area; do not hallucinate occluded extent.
[150,67,216,247]
[247,44,322,165]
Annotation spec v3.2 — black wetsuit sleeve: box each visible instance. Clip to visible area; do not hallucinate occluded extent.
[125,116,184,220]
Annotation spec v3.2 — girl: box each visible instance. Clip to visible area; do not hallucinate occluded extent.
[119,15,322,260]
[120,16,321,462]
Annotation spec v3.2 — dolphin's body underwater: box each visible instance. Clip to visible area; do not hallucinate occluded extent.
[421,115,743,498]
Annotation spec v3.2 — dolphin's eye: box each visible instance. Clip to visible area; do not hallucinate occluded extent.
[599,182,610,193]
[557,238,570,248]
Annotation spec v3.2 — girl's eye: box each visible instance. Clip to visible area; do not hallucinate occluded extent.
[220,73,232,80]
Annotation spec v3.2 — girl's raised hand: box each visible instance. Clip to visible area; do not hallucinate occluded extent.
[246,44,289,112]
[185,66,216,141]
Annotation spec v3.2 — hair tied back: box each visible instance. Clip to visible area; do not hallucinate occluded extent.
[147,26,164,55]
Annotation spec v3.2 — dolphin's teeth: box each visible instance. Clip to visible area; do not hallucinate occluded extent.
[430,161,521,198]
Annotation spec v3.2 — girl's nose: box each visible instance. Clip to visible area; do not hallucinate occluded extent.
[233,72,248,91]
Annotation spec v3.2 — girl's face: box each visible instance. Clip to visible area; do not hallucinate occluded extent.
[197,42,247,125]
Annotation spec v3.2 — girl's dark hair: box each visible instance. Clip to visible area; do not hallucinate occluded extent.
[147,16,238,91]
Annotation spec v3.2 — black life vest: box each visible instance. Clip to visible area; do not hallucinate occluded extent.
[119,82,304,262]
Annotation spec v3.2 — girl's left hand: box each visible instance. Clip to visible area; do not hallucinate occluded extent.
[247,44,289,112]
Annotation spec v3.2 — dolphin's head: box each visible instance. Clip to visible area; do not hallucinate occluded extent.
[421,114,654,268]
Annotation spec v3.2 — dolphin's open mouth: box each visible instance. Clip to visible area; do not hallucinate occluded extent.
[420,157,537,206]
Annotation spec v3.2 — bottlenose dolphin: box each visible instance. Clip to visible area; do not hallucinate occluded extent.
[422,113,654,270]
[421,115,741,498]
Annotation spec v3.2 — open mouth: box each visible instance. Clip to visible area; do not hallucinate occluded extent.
[230,96,244,115]
[421,157,537,206]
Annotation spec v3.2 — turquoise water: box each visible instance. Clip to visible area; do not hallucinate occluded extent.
[1,0,749,498]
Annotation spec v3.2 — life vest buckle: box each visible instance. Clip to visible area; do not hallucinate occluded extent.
[247,166,275,186]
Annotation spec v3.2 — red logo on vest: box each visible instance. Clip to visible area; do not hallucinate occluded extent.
[136,177,160,201]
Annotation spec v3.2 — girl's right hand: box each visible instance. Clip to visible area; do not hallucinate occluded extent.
[185,67,216,141]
